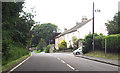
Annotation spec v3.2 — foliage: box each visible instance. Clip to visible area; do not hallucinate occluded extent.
[59,40,67,50]
[2,54,30,72]
[2,2,35,65]
[94,34,104,50]
[102,34,120,53]
[44,44,52,53]
[105,12,120,35]
[83,33,120,53]
[32,23,58,47]
[68,44,73,49]
[72,36,78,49]
[82,33,100,54]
[37,38,47,51]
[34,50,41,53]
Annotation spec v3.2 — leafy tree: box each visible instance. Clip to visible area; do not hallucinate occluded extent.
[37,38,47,51]
[2,2,35,65]
[32,23,58,47]
[105,13,120,35]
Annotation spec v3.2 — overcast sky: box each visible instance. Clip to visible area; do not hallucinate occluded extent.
[23,0,119,34]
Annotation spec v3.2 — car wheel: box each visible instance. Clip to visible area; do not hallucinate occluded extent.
[76,52,80,55]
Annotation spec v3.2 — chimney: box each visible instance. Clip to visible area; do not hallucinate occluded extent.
[82,16,88,22]
[64,28,67,32]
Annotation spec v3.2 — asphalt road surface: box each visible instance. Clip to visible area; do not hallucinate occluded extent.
[12,52,119,72]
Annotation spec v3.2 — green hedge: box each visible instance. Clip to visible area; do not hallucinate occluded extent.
[83,33,120,53]
[102,34,120,53]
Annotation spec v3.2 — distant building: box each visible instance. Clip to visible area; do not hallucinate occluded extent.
[55,17,92,50]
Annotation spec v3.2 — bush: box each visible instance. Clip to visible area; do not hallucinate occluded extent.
[82,33,102,54]
[69,44,73,49]
[82,33,93,53]
[59,40,67,50]
[44,45,51,53]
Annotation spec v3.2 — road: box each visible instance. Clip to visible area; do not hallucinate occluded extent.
[12,52,119,72]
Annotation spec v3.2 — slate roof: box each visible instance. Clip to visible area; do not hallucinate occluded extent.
[56,18,92,38]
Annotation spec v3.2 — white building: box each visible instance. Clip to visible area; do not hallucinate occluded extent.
[55,17,93,50]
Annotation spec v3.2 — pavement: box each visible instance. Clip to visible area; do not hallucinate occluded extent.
[75,54,120,67]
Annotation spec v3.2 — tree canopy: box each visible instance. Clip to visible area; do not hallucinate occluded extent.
[31,23,58,47]
[2,2,35,65]
[105,12,120,35]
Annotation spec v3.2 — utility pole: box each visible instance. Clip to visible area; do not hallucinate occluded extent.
[92,2,95,51]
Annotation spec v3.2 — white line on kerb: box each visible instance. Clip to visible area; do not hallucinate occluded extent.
[67,64,75,70]
[61,60,65,63]
[9,53,32,72]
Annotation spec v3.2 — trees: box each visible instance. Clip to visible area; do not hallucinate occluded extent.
[37,38,47,51]
[105,12,120,35]
[31,23,58,47]
[2,2,35,65]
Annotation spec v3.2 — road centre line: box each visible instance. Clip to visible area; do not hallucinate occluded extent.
[66,64,75,70]
[61,60,65,64]
[57,58,60,60]
[9,53,32,72]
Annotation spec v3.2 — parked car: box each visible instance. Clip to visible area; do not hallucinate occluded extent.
[73,47,83,55]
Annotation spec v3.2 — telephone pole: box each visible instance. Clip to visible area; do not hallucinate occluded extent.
[92,2,95,51]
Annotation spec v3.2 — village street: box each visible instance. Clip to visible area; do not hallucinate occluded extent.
[10,52,118,72]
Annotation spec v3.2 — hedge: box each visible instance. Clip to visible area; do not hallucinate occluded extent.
[102,34,120,53]
[83,33,120,53]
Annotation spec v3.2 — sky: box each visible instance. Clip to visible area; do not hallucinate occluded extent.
[23,0,119,35]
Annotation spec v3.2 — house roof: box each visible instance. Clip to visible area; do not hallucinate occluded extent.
[56,18,92,38]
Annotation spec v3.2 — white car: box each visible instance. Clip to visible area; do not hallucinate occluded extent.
[73,47,83,55]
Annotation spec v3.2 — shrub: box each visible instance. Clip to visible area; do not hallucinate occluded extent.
[44,45,51,53]
[82,33,101,54]
[82,33,93,53]
[72,36,78,49]
[59,40,67,50]
[69,44,73,49]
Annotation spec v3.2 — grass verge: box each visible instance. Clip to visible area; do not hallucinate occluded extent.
[84,50,119,60]
[2,53,31,72]
[34,50,41,53]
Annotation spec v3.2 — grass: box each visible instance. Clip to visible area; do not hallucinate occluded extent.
[34,50,41,53]
[2,53,31,72]
[84,50,119,60]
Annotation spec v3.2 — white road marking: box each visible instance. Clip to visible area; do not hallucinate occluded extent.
[57,58,60,60]
[61,60,65,64]
[66,64,75,70]
[9,53,32,72]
